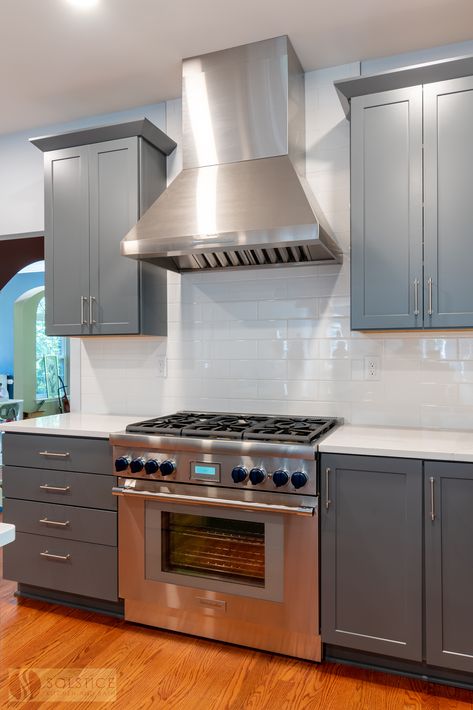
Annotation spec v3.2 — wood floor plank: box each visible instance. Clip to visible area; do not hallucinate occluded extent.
[1,546,473,709]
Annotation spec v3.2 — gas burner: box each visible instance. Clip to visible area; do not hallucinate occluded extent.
[126,411,340,444]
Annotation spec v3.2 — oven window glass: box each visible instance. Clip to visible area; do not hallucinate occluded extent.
[161,512,265,587]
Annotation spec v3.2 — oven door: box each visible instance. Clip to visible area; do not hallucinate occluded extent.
[113,481,320,660]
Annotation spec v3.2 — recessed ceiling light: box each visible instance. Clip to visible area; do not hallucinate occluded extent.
[68,0,99,9]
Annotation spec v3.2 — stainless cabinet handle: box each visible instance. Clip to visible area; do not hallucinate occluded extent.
[413,279,420,316]
[112,487,315,516]
[39,518,70,527]
[39,484,71,493]
[39,451,70,458]
[40,551,71,562]
[427,277,433,316]
[325,467,331,510]
[429,476,436,521]
[89,296,97,325]
[81,296,89,325]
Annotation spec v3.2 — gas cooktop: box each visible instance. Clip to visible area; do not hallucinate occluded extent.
[126,411,340,445]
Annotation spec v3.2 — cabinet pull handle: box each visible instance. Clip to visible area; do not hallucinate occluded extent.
[39,484,71,493]
[429,476,436,521]
[413,279,420,316]
[40,551,71,562]
[325,467,331,510]
[39,518,70,527]
[81,296,89,325]
[89,296,97,325]
[427,277,433,316]
[39,451,70,458]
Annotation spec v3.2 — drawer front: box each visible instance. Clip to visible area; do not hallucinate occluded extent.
[3,532,118,602]
[3,499,117,546]
[3,467,116,510]
[3,434,112,474]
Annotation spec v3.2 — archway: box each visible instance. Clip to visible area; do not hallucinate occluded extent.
[0,232,44,291]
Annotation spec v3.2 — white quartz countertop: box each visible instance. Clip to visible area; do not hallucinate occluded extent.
[0,413,143,439]
[319,425,473,462]
[0,523,15,547]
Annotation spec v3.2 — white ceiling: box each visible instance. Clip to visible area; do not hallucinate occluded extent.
[1,0,473,135]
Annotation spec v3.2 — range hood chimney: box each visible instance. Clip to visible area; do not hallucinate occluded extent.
[121,36,342,271]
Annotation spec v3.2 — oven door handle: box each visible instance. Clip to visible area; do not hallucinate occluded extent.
[112,486,315,517]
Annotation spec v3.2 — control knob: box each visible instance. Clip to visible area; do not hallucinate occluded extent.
[144,459,160,475]
[114,456,131,473]
[231,466,248,484]
[272,469,289,487]
[160,459,176,476]
[130,457,146,474]
[249,467,266,485]
[291,471,308,489]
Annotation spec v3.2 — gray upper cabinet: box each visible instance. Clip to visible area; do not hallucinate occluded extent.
[425,461,473,673]
[321,454,423,660]
[39,120,176,336]
[351,87,423,330]
[424,76,473,328]
[349,73,473,331]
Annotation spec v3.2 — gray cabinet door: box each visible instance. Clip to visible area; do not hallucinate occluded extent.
[351,87,423,330]
[321,454,423,660]
[44,146,90,336]
[88,138,140,335]
[424,76,473,328]
[425,461,473,673]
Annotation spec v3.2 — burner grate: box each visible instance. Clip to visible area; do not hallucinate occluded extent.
[126,411,340,444]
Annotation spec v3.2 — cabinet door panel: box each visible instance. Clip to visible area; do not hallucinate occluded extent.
[88,138,140,334]
[424,76,473,328]
[44,147,90,335]
[425,461,473,672]
[351,87,423,330]
[321,454,423,660]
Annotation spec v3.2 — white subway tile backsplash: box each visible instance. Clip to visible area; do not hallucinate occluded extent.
[78,62,473,431]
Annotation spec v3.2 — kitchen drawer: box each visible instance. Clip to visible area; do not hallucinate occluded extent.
[3,467,116,510]
[3,499,117,546]
[3,532,118,601]
[3,433,112,474]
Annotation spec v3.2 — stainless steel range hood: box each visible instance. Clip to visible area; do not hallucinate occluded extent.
[121,36,342,271]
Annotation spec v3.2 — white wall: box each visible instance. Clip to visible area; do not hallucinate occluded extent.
[79,46,473,429]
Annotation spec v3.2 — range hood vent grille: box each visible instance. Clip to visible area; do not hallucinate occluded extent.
[189,246,314,270]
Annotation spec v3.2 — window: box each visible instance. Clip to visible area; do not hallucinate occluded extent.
[35,297,67,400]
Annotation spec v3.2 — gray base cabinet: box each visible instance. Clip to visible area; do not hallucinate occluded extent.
[425,462,473,673]
[39,121,173,337]
[322,453,473,676]
[2,433,118,606]
[350,74,473,331]
[321,454,423,660]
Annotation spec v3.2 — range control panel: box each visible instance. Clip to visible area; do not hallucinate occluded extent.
[113,448,318,496]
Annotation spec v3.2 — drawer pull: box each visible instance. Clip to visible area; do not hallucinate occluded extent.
[39,484,71,494]
[40,551,71,562]
[39,518,70,528]
[39,451,70,458]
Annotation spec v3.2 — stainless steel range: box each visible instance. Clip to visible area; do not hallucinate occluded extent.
[110,411,340,661]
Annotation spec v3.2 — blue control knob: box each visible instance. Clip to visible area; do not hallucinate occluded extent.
[231,466,248,484]
[114,456,130,473]
[273,469,289,487]
[249,468,266,485]
[145,459,160,475]
[130,457,146,474]
[291,471,308,489]
[160,459,176,476]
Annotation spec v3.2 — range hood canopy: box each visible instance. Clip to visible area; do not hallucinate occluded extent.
[121,36,342,271]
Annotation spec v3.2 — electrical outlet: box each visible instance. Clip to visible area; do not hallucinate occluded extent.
[157,357,167,378]
[364,356,380,381]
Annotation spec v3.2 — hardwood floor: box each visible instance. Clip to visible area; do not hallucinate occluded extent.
[0,549,472,709]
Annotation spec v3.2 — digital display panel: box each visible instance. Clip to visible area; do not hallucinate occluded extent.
[190,462,221,482]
